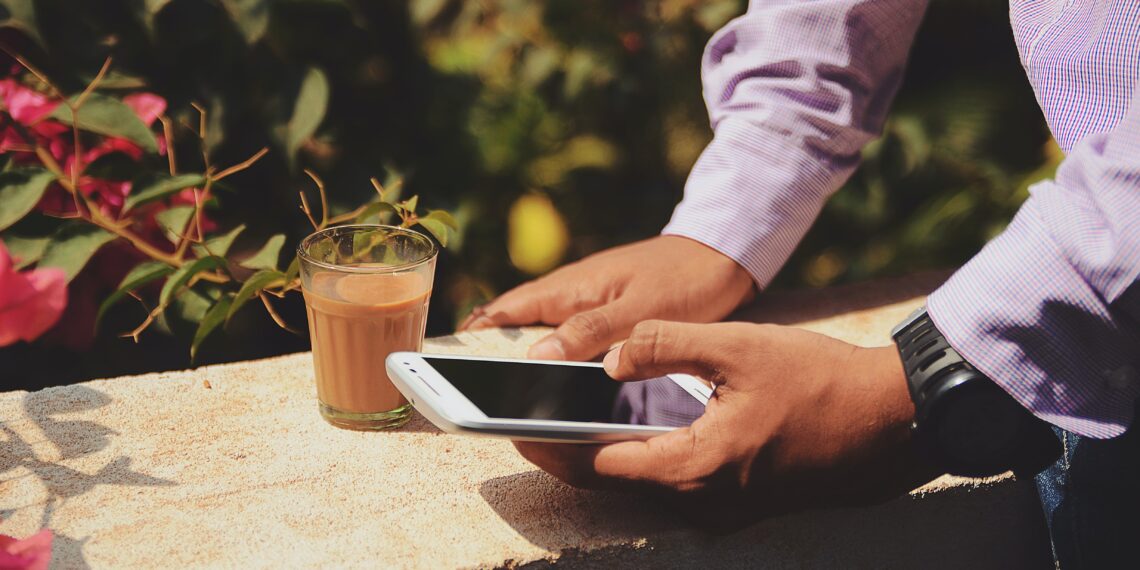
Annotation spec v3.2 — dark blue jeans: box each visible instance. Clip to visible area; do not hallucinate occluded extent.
[1035,425,1140,568]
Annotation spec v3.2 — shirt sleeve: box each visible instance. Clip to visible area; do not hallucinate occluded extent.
[927,81,1140,440]
[663,0,928,288]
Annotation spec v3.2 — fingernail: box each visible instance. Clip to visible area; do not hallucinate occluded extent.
[466,316,494,331]
[602,345,622,374]
[528,337,566,360]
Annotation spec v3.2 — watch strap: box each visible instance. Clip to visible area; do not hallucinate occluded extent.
[891,307,1061,477]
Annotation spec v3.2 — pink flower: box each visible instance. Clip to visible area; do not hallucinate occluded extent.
[0,529,53,570]
[0,240,68,347]
[0,78,59,124]
[122,93,166,127]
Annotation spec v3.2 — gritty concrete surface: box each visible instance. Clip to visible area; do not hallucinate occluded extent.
[0,271,1052,568]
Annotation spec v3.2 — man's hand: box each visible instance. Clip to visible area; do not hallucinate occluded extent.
[513,320,938,531]
[458,236,755,361]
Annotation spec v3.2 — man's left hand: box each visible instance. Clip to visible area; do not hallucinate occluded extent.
[513,320,939,532]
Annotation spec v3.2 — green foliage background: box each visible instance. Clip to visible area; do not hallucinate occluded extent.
[0,0,1055,385]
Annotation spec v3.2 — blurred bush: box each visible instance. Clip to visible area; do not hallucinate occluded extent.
[0,0,1054,386]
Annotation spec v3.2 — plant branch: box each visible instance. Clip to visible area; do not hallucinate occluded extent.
[303,169,329,229]
[213,147,269,181]
[120,298,169,343]
[191,102,208,165]
[259,292,301,334]
[0,45,65,100]
[325,204,372,226]
[159,115,177,175]
[74,56,112,109]
[298,191,319,230]
[174,179,211,259]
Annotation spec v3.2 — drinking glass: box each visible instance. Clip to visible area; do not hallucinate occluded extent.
[298,225,437,430]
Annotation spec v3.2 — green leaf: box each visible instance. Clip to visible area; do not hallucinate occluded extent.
[239,234,285,271]
[95,261,174,329]
[416,217,451,247]
[39,223,116,281]
[377,173,403,203]
[283,255,301,283]
[50,94,159,154]
[0,169,55,231]
[3,234,51,269]
[192,224,246,258]
[354,201,398,224]
[285,67,329,164]
[423,209,459,230]
[400,195,419,215]
[173,285,219,324]
[192,295,234,360]
[160,256,226,307]
[122,173,205,213]
[0,0,43,46]
[417,209,459,247]
[155,205,195,241]
[227,269,285,323]
[220,0,269,44]
[203,96,226,151]
[139,0,173,32]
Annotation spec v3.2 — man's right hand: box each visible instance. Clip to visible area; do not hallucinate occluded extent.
[458,235,756,361]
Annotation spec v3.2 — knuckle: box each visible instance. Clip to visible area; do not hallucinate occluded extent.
[565,309,613,343]
[628,320,668,360]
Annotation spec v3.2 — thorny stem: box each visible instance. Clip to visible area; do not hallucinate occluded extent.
[213,147,268,182]
[172,147,267,259]
[159,115,177,176]
[3,51,364,342]
[0,45,64,100]
[298,190,319,230]
[74,57,112,109]
[259,292,300,334]
[325,204,371,226]
[304,169,329,229]
[173,179,211,259]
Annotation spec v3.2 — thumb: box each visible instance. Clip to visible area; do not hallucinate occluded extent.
[527,300,638,361]
[602,320,732,384]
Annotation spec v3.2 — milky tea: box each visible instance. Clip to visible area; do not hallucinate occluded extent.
[298,226,436,430]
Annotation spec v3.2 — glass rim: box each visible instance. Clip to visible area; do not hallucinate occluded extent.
[297,224,438,274]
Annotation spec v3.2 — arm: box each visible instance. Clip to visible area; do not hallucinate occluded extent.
[462,0,928,361]
[927,81,1140,439]
[664,0,928,287]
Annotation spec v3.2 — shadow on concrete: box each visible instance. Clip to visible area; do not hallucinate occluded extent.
[481,469,1053,569]
[479,469,681,550]
[395,410,444,434]
[0,386,176,569]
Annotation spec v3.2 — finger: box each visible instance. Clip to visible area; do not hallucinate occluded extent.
[513,441,607,488]
[602,320,733,383]
[527,300,637,361]
[593,429,695,481]
[462,280,579,331]
[456,305,487,331]
[513,425,704,491]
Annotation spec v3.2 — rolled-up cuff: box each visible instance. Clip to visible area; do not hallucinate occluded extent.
[927,194,1140,439]
[662,118,850,289]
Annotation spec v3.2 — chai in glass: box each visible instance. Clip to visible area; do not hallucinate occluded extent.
[298,225,437,430]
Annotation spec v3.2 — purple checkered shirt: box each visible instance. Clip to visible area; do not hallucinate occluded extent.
[663,0,1140,438]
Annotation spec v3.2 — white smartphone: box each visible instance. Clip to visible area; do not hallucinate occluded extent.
[385,353,711,443]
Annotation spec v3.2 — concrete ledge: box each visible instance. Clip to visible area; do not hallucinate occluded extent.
[0,272,1051,568]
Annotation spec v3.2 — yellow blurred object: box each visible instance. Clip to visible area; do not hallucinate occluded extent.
[508,193,569,275]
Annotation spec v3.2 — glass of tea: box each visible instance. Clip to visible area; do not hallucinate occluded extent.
[298,225,437,430]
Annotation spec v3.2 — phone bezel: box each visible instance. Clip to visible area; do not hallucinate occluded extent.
[385,352,710,443]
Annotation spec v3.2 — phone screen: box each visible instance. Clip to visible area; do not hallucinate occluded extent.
[422,357,705,427]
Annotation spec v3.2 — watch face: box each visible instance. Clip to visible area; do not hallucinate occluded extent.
[936,382,1022,469]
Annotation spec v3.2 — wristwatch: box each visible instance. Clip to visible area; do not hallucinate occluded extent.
[891,307,1061,478]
